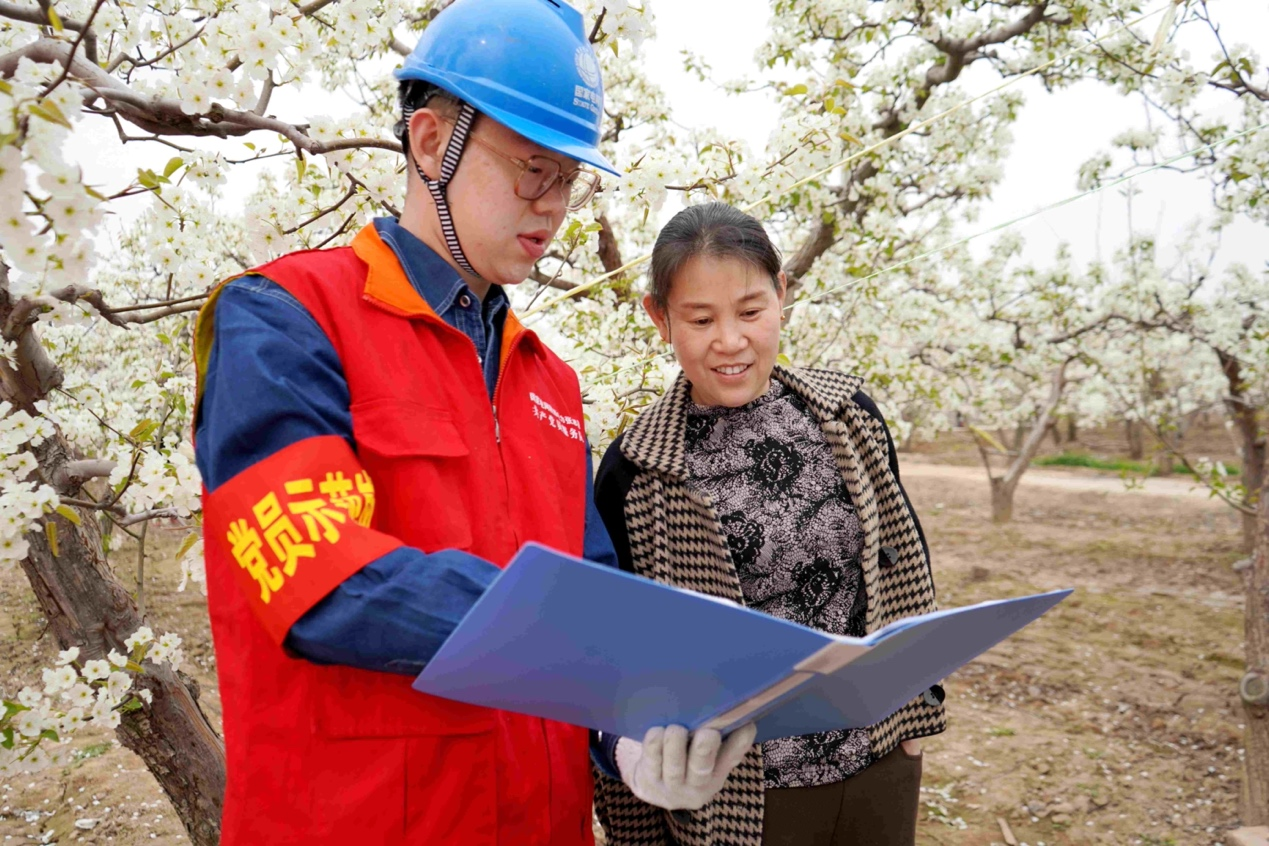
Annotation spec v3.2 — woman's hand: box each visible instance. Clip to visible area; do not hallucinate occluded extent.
[615,723,758,811]
[900,738,922,758]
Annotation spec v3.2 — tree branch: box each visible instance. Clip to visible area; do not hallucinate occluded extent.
[117,302,204,324]
[528,268,579,291]
[40,0,106,96]
[783,216,838,294]
[117,507,185,528]
[589,7,608,44]
[252,73,275,117]
[51,458,116,493]
[1,40,402,154]
[0,1,98,64]
[105,292,210,314]
[283,182,357,234]
[297,0,342,15]
[1002,359,1068,488]
[595,212,624,275]
[0,263,65,412]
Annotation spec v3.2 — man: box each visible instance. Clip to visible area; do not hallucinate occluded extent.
[193,0,752,843]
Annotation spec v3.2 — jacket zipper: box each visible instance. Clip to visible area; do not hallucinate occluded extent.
[412,310,518,445]
[408,309,527,544]
[492,331,527,445]
[491,332,527,548]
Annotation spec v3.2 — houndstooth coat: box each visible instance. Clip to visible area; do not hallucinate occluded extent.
[591,366,947,846]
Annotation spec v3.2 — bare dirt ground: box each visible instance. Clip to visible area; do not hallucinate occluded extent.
[0,430,1253,845]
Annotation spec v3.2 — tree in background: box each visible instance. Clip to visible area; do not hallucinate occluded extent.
[1075,3,1268,818]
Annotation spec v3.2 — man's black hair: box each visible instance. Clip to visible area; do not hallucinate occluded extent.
[394,80,450,154]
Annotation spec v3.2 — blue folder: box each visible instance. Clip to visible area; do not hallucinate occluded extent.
[413,543,1071,742]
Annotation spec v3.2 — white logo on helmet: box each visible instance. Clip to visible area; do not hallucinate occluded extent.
[575,46,600,90]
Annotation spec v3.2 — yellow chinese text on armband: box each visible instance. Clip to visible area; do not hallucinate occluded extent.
[203,436,400,644]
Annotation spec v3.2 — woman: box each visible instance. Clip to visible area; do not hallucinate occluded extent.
[592,203,946,846]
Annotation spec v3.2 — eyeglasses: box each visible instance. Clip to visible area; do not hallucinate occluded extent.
[463,131,601,212]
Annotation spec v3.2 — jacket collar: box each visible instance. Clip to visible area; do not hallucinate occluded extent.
[352,223,437,319]
[350,223,527,358]
[620,365,865,480]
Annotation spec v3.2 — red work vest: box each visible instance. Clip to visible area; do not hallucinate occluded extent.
[195,224,593,845]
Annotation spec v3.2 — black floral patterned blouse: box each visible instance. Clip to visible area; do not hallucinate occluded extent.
[683,379,871,789]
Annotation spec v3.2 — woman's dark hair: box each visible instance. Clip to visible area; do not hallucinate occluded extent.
[648,202,783,313]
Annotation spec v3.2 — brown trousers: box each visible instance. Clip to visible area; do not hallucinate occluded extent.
[761,746,923,846]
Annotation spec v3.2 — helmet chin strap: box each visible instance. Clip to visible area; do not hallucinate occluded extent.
[405,100,484,281]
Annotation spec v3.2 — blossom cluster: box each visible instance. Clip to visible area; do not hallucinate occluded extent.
[0,628,186,776]
[0,402,58,563]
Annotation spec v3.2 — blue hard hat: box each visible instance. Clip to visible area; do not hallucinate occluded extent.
[395,0,619,176]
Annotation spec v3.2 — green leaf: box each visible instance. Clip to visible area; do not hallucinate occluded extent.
[133,421,159,443]
[120,698,144,713]
[163,157,184,178]
[129,419,156,439]
[786,83,808,96]
[55,505,81,526]
[1,728,14,750]
[39,729,59,743]
[0,79,12,95]
[776,353,792,366]
[3,701,28,721]
[137,169,161,190]
[45,522,59,558]
[968,425,1010,455]
[244,142,256,151]
[295,154,306,184]
[46,6,64,31]
[29,100,73,130]
[176,531,200,562]
[83,184,107,201]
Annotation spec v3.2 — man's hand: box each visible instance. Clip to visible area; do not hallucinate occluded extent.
[614,724,758,811]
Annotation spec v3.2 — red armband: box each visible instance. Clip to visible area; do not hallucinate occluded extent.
[203,435,402,645]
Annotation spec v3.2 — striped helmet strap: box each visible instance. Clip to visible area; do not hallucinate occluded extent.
[404,100,483,280]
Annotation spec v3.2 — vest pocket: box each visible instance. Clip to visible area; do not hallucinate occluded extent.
[312,663,496,738]
[352,399,475,551]
[352,399,470,458]
[405,733,498,841]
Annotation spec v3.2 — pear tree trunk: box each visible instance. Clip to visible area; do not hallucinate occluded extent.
[1,265,225,844]
[1241,479,1269,825]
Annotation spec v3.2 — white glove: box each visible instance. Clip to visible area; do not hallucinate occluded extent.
[615,723,757,811]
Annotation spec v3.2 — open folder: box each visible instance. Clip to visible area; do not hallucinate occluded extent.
[413,543,1071,743]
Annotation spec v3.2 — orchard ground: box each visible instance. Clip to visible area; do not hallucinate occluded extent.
[0,424,1250,845]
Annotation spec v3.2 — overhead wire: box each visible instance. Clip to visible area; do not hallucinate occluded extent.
[526,1,1175,319]
[575,122,1268,393]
